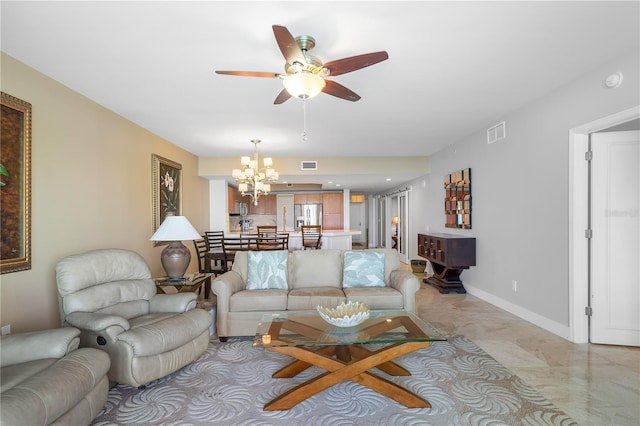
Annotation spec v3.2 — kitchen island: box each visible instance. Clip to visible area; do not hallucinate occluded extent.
[226,229,361,250]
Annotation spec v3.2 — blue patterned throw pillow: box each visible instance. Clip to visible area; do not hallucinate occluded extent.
[342,251,385,288]
[247,250,288,290]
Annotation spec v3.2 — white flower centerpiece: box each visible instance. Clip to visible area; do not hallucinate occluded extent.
[317,301,370,327]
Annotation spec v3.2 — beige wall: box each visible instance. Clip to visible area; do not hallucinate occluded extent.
[0,53,210,333]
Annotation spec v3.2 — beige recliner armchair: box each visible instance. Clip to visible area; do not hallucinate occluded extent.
[1,327,110,425]
[56,248,212,388]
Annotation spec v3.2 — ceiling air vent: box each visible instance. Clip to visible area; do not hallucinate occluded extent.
[487,121,506,144]
[301,161,318,171]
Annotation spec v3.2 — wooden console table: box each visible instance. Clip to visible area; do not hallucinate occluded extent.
[418,233,476,294]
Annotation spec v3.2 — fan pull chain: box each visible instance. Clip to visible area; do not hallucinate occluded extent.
[301,99,308,141]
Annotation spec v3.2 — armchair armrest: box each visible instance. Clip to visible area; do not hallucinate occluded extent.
[211,271,244,315]
[389,269,421,313]
[149,293,197,313]
[65,311,130,333]
[0,327,80,367]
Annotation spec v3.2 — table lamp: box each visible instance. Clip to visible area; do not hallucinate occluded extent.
[150,215,201,280]
[392,216,399,236]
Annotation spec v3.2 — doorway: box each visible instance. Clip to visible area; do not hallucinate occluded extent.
[375,196,386,248]
[349,199,367,248]
[388,191,409,264]
[569,106,640,344]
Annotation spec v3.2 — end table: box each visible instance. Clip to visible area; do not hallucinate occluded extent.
[154,273,214,299]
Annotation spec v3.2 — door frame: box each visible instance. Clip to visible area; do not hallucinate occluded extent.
[386,190,410,263]
[568,105,640,343]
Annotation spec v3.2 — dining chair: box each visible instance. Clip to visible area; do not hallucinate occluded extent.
[301,225,322,250]
[257,233,289,250]
[204,231,225,251]
[257,225,278,237]
[222,236,257,270]
[204,231,226,273]
[192,237,221,298]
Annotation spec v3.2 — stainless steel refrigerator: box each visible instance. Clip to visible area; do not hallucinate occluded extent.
[294,204,322,230]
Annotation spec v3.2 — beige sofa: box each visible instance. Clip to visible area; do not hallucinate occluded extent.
[1,327,110,425]
[211,248,420,339]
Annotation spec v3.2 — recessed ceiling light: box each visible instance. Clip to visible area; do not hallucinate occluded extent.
[386,178,392,181]
[336,184,341,187]
[328,181,333,184]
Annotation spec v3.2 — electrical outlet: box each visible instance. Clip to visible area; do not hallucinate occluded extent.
[1,324,11,336]
[511,280,518,292]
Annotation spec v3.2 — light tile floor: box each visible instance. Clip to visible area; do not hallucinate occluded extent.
[412,273,640,425]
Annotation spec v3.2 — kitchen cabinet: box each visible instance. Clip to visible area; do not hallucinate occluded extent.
[248,194,276,215]
[294,193,322,204]
[227,186,243,213]
[322,192,343,230]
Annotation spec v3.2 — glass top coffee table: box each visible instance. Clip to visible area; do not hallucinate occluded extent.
[253,310,446,411]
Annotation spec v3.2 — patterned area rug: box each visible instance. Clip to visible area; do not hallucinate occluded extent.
[92,335,576,425]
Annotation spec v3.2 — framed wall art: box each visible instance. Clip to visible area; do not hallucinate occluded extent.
[152,154,182,243]
[1,92,32,274]
[444,168,471,229]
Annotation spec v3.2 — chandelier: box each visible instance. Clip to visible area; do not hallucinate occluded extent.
[231,139,279,206]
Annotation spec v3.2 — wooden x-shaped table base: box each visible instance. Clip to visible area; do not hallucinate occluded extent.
[264,341,432,411]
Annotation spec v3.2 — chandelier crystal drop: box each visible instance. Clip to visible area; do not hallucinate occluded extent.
[231,139,279,206]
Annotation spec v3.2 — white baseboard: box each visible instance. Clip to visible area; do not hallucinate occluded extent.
[465,284,571,340]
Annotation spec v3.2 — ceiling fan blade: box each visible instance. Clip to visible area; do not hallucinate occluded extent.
[215,70,281,78]
[272,25,307,65]
[322,80,361,102]
[323,51,389,76]
[274,88,292,104]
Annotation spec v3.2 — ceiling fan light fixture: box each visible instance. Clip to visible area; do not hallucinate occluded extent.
[283,73,326,99]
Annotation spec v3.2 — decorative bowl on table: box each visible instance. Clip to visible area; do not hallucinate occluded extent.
[316,301,370,327]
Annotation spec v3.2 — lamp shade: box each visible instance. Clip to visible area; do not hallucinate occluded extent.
[392,216,399,224]
[283,73,326,99]
[150,215,201,242]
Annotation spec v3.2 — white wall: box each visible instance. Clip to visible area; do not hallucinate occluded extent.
[1,54,210,332]
[382,50,640,339]
[208,179,228,232]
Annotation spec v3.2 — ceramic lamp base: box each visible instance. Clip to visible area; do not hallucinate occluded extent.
[160,241,191,279]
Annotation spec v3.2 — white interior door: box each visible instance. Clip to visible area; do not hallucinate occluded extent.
[378,197,386,248]
[349,202,366,244]
[398,192,409,264]
[590,130,639,346]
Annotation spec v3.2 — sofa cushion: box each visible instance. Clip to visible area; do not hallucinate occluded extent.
[230,289,288,312]
[0,358,57,392]
[289,249,343,289]
[343,287,404,309]
[119,310,213,356]
[61,280,156,317]
[342,251,385,288]
[0,347,110,426]
[247,250,288,290]
[287,287,346,310]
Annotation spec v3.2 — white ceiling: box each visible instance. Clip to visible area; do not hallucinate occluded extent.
[2,1,639,193]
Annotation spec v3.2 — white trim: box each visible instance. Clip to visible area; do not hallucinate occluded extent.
[568,105,640,343]
[568,132,589,343]
[465,284,570,339]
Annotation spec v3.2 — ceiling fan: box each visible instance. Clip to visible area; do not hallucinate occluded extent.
[216,25,389,104]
